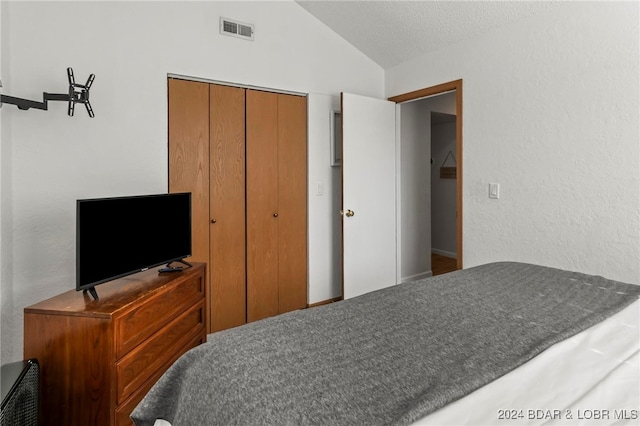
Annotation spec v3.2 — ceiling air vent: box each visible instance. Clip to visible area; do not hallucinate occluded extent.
[220,17,255,41]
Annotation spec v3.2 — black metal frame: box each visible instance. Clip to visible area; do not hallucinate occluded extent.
[0,68,95,117]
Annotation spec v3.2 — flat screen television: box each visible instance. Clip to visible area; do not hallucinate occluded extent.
[76,192,192,300]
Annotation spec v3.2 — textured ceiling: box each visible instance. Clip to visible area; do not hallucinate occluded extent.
[296,1,560,69]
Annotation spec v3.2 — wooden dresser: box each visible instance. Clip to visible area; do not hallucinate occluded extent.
[23,262,206,426]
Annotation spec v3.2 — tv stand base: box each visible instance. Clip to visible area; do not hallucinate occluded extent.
[159,259,193,273]
[83,287,99,301]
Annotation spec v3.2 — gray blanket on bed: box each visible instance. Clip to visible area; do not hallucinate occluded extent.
[131,262,640,426]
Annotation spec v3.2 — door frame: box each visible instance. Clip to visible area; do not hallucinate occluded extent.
[389,79,463,269]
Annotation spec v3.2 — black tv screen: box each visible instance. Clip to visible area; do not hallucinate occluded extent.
[76,192,192,297]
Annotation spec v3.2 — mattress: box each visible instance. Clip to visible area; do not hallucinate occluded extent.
[416,299,640,425]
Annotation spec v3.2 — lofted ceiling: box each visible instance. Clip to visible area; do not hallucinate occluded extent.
[295,0,561,69]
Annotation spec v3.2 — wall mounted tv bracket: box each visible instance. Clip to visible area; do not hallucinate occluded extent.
[0,67,95,117]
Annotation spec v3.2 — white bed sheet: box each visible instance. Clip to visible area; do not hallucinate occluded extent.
[151,300,639,426]
[415,299,640,426]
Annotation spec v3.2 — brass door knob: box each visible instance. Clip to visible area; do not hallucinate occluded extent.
[341,209,355,217]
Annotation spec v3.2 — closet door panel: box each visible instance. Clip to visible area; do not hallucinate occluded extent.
[246,90,279,322]
[277,94,308,313]
[168,79,210,267]
[209,84,247,332]
[168,78,211,331]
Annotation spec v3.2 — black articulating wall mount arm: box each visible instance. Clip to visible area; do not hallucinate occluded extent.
[0,67,95,117]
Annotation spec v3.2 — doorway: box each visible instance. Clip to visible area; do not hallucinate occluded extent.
[339,80,462,299]
[389,80,463,272]
[396,91,458,282]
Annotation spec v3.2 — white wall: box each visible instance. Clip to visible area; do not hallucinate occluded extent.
[307,93,342,303]
[0,0,383,364]
[398,101,431,281]
[0,0,5,362]
[387,1,640,284]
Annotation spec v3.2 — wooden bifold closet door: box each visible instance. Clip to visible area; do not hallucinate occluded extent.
[209,84,247,331]
[246,90,308,322]
[168,79,307,333]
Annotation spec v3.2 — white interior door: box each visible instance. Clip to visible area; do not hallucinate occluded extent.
[341,92,397,299]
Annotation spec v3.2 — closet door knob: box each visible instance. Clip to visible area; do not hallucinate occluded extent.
[273,213,278,218]
[211,219,217,223]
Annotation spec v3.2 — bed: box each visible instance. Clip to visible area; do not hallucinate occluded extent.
[130,262,640,426]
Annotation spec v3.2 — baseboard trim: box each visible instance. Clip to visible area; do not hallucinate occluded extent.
[432,248,457,259]
[400,271,433,284]
[308,296,342,308]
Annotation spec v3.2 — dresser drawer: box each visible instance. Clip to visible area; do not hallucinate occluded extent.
[116,301,205,404]
[116,272,204,359]
[115,332,205,426]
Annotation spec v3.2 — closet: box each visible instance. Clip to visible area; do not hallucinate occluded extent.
[168,78,307,333]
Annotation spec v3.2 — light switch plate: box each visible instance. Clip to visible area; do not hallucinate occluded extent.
[489,183,500,199]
